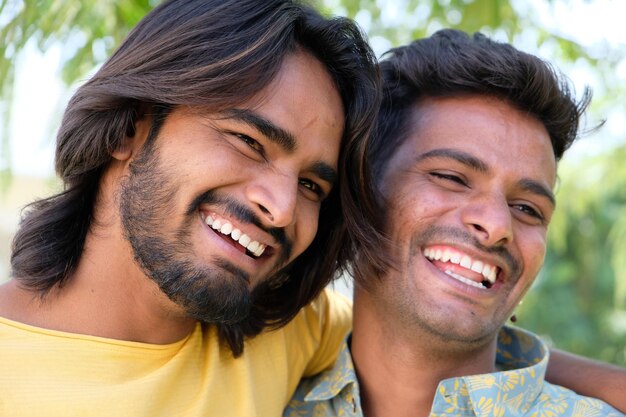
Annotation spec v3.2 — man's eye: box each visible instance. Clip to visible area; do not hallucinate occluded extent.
[299,179,325,199]
[234,133,264,153]
[511,204,544,221]
[430,172,466,186]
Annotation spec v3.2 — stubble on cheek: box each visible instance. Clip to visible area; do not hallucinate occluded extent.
[118,145,257,324]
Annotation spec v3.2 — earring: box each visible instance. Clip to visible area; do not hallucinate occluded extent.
[510,314,517,323]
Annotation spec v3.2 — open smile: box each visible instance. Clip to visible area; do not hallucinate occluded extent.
[200,212,275,259]
[423,245,502,290]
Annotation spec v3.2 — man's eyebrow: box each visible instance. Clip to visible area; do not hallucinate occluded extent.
[310,161,337,186]
[221,108,336,186]
[222,108,296,152]
[415,148,488,173]
[416,148,556,207]
[518,178,556,208]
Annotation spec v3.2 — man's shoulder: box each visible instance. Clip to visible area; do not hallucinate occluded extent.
[465,327,623,416]
[528,381,624,416]
[305,287,353,317]
[284,288,352,337]
[225,288,351,379]
[493,327,623,416]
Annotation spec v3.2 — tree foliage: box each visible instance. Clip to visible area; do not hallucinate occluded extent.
[1,0,625,364]
[0,0,155,177]
[520,145,626,364]
[0,1,153,88]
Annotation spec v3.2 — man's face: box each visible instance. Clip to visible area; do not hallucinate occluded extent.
[376,95,556,346]
[119,51,344,324]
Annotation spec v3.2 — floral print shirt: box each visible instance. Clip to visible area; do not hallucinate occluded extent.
[284,326,623,417]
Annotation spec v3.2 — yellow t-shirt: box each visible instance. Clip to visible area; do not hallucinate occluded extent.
[0,288,351,417]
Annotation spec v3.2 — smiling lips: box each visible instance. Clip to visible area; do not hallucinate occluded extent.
[423,246,499,289]
[202,213,268,257]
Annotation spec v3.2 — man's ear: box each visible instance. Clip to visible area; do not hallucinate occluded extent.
[111,111,152,162]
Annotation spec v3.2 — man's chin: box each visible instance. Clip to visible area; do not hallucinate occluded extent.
[150,260,255,325]
[182,283,254,326]
[417,315,500,348]
[170,284,253,325]
[190,303,252,326]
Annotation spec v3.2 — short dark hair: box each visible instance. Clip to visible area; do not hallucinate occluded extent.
[369,29,591,181]
[353,29,590,287]
[10,0,381,356]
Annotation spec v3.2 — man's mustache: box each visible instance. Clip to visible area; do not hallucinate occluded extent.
[412,225,521,280]
[187,190,288,247]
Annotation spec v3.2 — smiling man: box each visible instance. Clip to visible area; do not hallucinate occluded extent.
[0,0,381,415]
[286,29,624,417]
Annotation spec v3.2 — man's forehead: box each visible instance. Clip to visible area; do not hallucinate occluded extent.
[408,96,554,151]
[391,95,557,183]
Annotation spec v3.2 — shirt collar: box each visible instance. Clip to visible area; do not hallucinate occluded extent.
[299,326,549,416]
[304,337,359,402]
[432,326,549,416]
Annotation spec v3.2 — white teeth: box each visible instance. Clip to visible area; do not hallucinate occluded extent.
[471,260,484,273]
[482,264,492,277]
[247,241,260,253]
[220,222,233,235]
[423,247,498,285]
[444,270,486,289]
[253,242,266,257]
[450,252,461,264]
[254,245,266,257]
[449,270,487,289]
[481,265,497,284]
[238,234,251,247]
[204,214,267,258]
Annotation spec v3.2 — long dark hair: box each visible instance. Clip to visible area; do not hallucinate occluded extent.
[11,0,381,355]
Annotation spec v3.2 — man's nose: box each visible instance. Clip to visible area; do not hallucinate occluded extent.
[246,171,298,229]
[460,192,513,247]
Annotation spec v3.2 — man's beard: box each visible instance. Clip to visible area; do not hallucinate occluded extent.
[118,141,263,325]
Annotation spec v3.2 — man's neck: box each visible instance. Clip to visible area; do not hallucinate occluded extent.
[0,242,196,345]
[351,290,497,417]
[0,192,196,345]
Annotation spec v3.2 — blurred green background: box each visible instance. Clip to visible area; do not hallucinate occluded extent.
[1,0,625,365]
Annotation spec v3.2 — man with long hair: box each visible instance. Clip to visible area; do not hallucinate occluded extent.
[0,0,381,415]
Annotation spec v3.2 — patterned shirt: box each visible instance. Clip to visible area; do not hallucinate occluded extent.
[284,326,624,417]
